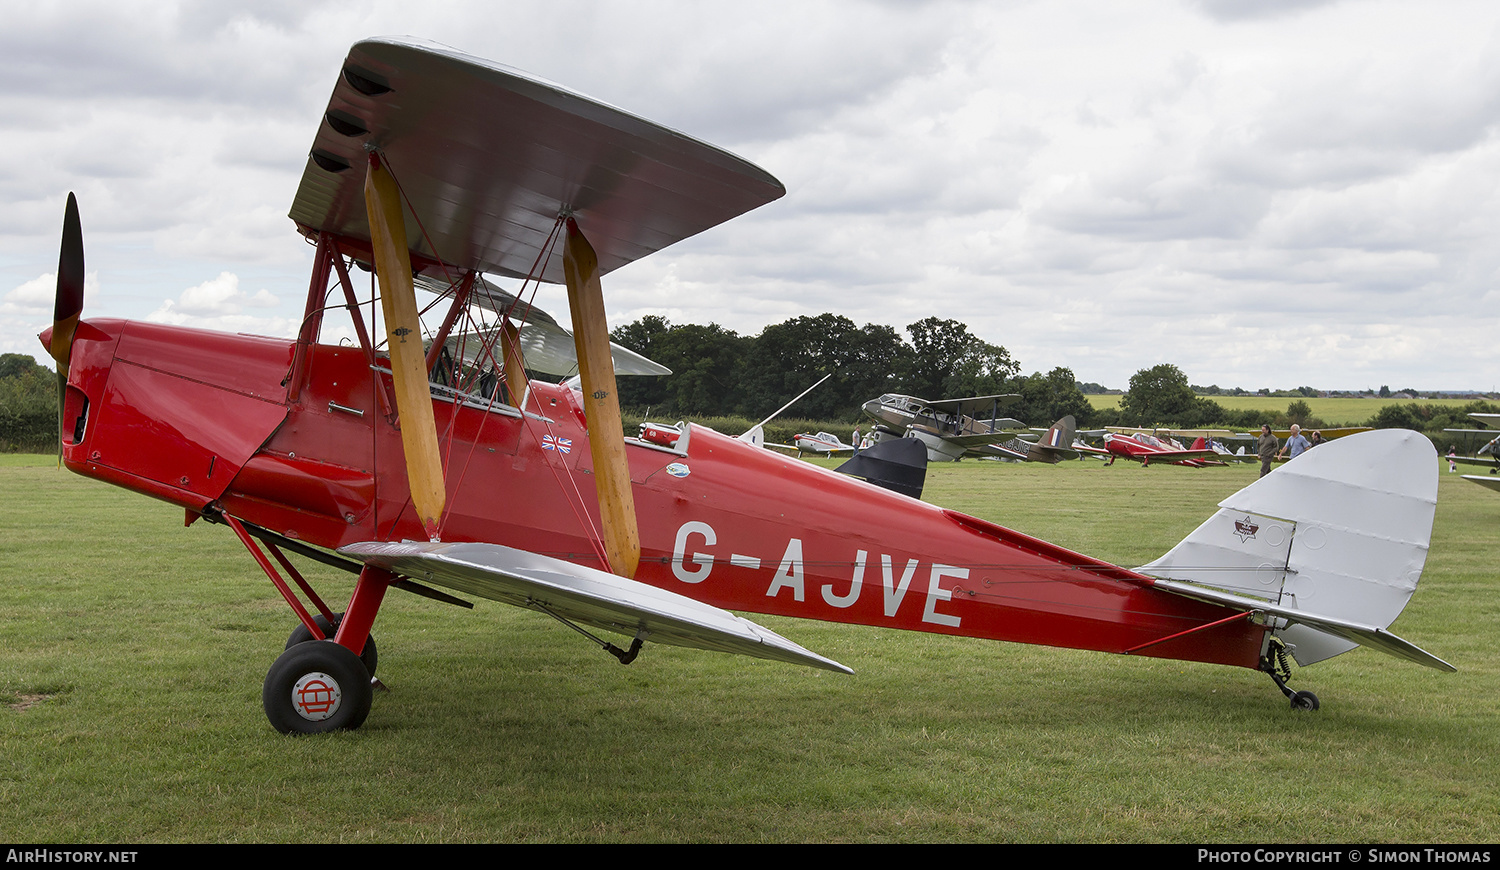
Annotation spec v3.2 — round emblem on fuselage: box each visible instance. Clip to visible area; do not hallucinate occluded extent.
[666,462,690,478]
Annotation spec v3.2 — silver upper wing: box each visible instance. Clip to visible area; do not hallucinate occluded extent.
[290,37,786,283]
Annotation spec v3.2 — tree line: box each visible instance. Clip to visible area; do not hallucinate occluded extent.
[1094,363,1500,450]
[0,354,57,453]
[609,314,1095,428]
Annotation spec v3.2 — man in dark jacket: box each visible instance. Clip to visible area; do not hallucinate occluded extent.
[1257,424,1279,478]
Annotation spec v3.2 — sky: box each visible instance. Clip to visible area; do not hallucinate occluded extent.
[3,0,1499,392]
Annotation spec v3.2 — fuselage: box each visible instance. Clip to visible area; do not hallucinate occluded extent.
[56,319,1267,669]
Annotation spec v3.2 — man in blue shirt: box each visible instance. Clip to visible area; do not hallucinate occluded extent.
[1279,424,1311,461]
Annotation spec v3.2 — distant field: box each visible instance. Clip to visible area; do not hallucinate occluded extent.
[1086,394,1482,426]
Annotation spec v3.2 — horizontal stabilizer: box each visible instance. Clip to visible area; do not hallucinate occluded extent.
[339,540,852,674]
[1147,577,1454,671]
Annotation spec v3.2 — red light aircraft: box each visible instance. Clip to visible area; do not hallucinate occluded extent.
[41,38,1452,734]
[1080,431,1227,467]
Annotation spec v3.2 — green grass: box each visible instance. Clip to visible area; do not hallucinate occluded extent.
[1,455,1496,842]
[1086,394,1482,426]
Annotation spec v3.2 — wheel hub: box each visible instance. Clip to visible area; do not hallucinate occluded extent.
[291,671,343,721]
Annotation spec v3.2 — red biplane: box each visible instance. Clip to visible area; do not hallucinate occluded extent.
[42,38,1452,734]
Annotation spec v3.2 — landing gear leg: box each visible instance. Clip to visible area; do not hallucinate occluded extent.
[286,612,378,677]
[1261,637,1320,711]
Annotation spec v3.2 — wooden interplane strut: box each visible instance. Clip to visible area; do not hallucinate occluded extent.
[563,217,640,579]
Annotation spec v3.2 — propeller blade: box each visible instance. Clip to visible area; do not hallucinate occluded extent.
[563,217,640,579]
[50,193,85,460]
[50,192,85,371]
[363,152,446,540]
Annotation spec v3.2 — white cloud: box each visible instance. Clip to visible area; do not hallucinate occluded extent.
[146,271,291,336]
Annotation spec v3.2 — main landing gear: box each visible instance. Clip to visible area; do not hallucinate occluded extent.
[215,511,478,733]
[218,512,395,734]
[262,579,390,734]
[1261,637,1320,712]
[263,612,384,735]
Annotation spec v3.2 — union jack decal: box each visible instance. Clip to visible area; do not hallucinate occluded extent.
[541,434,573,454]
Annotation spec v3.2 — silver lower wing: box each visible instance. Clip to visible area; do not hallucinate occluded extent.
[339,541,852,674]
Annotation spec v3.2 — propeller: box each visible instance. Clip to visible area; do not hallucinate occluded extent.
[363,152,446,540]
[48,193,85,456]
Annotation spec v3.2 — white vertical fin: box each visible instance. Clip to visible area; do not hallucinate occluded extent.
[1139,430,1438,667]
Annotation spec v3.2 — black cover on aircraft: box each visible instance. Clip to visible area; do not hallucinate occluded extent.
[836,438,928,500]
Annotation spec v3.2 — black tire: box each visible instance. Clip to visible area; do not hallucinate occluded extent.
[263,640,373,734]
[285,613,377,676]
[1290,690,1320,712]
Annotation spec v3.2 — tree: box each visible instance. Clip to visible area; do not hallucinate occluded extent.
[738,314,865,420]
[1006,367,1096,428]
[610,315,671,359]
[846,323,912,404]
[904,317,1018,399]
[1368,404,1421,430]
[654,324,749,417]
[611,315,673,410]
[609,318,748,416]
[0,354,57,452]
[1119,364,1198,427]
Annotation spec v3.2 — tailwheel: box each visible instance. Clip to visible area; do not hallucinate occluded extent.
[285,612,378,677]
[263,640,373,734]
[1261,636,1321,712]
[1289,690,1320,712]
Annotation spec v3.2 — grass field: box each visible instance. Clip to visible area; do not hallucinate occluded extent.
[1085,394,1483,426]
[1,453,1496,842]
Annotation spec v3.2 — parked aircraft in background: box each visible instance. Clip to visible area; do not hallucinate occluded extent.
[737,374,834,453]
[776,431,858,457]
[1082,431,1227,467]
[861,393,1031,462]
[1441,413,1500,491]
[1462,475,1500,493]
